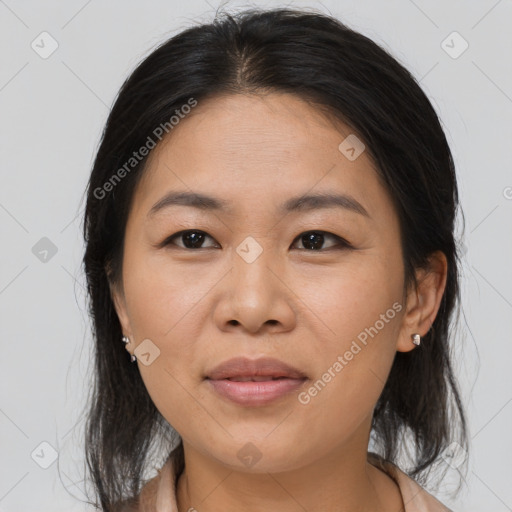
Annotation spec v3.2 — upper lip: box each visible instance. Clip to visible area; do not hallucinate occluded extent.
[206,356,307,380]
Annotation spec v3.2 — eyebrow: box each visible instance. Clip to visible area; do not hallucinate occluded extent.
[147,191,370,218]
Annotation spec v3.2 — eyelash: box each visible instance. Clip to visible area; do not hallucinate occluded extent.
[159,229,353,252]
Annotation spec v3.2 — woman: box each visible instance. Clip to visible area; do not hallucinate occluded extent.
[82,7,468,511]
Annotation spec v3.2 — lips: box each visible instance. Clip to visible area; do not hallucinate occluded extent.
[205,357,308,406]
[205,356,307,381]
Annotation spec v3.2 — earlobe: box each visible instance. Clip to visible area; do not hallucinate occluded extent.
[396,251,448,353]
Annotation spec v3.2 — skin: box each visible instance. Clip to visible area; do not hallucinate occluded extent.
[111,92,447,512]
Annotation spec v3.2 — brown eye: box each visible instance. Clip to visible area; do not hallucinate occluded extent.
[292,231,351,251]
[162,230,219,249]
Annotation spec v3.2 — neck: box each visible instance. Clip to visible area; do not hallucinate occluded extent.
[175,442,404,512]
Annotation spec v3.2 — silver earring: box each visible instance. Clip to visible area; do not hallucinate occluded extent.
[411,333,421,346]
[122,336,136,362]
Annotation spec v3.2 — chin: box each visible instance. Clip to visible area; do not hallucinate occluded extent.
[202,437,310,474]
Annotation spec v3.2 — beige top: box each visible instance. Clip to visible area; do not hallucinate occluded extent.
[123,454,453,512]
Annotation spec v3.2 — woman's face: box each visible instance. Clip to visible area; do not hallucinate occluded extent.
[112,92,419,472]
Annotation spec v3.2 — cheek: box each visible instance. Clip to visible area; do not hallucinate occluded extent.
[298,251,403,344]
[296,252,404,405]
[121,249,215,412]
[122,246,214,337]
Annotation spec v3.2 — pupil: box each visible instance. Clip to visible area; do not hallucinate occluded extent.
[184,231,205,248]
[303,232,324,250]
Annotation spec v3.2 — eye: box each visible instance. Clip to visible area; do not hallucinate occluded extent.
[159,229,351,251]
[161,230,219,249]
[291,231,351,251]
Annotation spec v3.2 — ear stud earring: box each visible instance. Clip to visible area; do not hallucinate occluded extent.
[411,333,421,346]
[121,335,137,362]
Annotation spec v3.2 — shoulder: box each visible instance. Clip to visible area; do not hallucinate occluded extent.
[368,453,453,512]
[393,470,454,512]
[114,472,161,512]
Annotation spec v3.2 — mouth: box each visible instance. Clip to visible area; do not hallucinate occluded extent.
[205,356,308,406]
[223,376,291,382]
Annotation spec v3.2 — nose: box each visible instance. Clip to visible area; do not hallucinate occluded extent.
[212,243,296,335]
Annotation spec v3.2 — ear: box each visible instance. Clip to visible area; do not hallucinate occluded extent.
[109,279,134,340]
[396,250,448,353]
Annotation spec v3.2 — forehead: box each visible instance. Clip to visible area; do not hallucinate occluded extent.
[130,93,394,223]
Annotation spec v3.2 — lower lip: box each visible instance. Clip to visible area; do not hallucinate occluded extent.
[206,377,307,406]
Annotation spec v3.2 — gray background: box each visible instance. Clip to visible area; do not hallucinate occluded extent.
[1,0,511,510]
